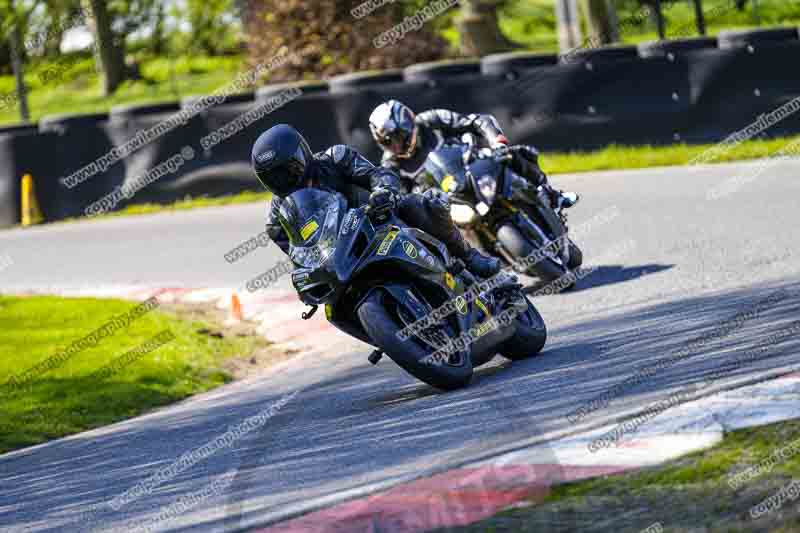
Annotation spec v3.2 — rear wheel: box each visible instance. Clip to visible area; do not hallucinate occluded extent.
[499,299,547,360]
[357,289,473,390]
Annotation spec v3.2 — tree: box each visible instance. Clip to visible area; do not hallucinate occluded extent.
[81,0,161,94]
[33,0,82,57]
[184,0,236,56]
[9,23,29,120]
[83,0,126,95]
[150,0,165,55]
[580,0,618,45]
[245,0,449,82]
[456,0,518,56]
[0,0,38,121]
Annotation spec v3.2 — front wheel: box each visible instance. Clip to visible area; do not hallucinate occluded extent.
[357,289,473,390]
[496,222,567,282]
[499,298,547,360]
[567,239,583,270]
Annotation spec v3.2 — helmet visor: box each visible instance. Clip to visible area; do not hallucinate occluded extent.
[259,157,306,197]
[379,127,417,158]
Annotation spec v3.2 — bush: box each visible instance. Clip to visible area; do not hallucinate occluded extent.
[244,0,451,81]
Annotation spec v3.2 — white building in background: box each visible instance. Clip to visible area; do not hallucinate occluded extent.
[61,26,94,54]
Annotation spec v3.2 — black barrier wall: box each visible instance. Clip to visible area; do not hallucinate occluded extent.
[0,27,798,226]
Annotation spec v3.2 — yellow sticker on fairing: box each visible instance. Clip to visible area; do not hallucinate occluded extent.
[475,297,491,317]
[444,272,456,289]
[300,220,319,241]
[377,229,400,256]
[441,175,456,193]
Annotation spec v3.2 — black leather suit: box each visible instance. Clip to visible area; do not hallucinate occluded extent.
[380,109,546,192]
[265,144,474,259]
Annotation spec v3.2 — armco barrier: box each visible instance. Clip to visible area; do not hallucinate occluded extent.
[0,125,40,226]
[253,83,340,153]
[0,28,798,226]
[329,77,492,161]
[40,113,122,219]
[718,27,799,48]
[106,101,208,207]
[480,51,558,79]
[487,51,693,150]
[329,71,404,92]
[637,36,718,59]
[684,43,800,141]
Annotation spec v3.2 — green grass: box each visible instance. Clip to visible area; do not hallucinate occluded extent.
[496,0,800,53]
[110,190,272,217]
[45,190,272,227]
[0,55,244,126]
[441,418,800,532]
[50,134,799,224]
[2,2,797,126]
[600,421,800,495]
[0,295,264,454]
[541,134,800,175]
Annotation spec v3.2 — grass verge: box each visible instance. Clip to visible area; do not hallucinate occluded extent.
[0,55,244,126]
[0,294,278,455]
[542,135,800,175]
[110,190,272,217]
[60,133,800,224]
[440,418,800,533]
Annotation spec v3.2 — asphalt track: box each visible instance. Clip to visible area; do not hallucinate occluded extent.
[1,159,799,532]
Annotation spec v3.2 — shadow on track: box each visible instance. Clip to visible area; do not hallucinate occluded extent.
[218,280,798,532]
[2,280,798,533]
[523,263,674,295]
[571,263,674,292]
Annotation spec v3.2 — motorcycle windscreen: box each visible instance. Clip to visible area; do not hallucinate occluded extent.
[279,188,344,268]
[424,145,469,194]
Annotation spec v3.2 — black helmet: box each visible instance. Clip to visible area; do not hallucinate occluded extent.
[252,124,313,197]
[368,100,418,159]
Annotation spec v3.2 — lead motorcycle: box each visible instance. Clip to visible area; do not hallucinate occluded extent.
[281,187,547,390]
[418,142,583,286]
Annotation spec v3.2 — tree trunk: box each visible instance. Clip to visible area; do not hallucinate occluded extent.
[457,0,518,56]
[580,0,618,45]
[0,42,10,75]
[555,0,583,52]
[151,2,166,55]
[9,25,29,122]
[84,0,126,95]
[692,0,706,35]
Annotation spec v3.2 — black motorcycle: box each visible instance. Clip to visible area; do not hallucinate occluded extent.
[282,187,547,390]
[420,143,583,286]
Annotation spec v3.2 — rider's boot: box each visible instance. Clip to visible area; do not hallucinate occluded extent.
[407,190,501,279]
[511,168,580,212]
[450,230,501,278]
[462,246,502,279]
[512,155,580,211]
[550,188,580,211]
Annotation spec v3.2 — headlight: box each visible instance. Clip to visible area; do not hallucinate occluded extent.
[290,204,339,269]
[477,176,497,205]
[290,245,328,269]
[450,204,477,225]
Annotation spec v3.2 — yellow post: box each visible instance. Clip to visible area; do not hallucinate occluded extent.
[21,174,44,226]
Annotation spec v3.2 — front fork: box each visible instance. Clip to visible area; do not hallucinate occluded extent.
[501,170,571,266]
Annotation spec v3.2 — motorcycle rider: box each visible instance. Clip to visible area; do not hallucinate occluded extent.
[368,100,579,210]
[252,124,501,278]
